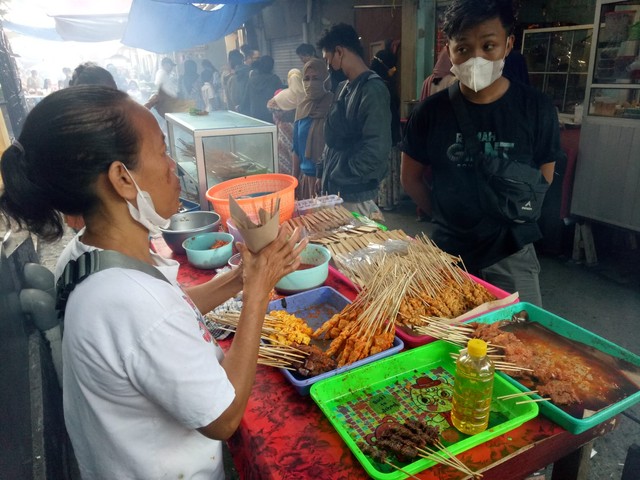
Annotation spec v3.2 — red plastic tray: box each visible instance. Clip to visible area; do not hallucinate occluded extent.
[395,274,518,349]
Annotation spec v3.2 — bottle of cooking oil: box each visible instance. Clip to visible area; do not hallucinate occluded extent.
[451,338,495,435]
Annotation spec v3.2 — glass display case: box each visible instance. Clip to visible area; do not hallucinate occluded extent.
[166,111,277,210]
[571,0,640,232]
[587,0,640,118]
[522,25,593,114]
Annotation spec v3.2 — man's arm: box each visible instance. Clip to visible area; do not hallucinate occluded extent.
[343,81,392,179]
[401,153,432,215]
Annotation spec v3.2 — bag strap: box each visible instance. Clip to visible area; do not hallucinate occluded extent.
[448,81,482,157]
[56,249,170,314]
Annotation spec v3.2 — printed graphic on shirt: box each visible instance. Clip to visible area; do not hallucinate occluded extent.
[446,131,515,167]
[181,292,218,346]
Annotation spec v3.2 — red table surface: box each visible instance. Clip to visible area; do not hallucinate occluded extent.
[158,237,617,480]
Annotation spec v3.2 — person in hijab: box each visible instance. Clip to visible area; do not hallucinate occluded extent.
[293,58,334,199]
[267,69,305,175]
[420,47,457,100]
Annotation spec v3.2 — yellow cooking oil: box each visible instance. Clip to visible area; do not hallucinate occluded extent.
[451,338,495,435]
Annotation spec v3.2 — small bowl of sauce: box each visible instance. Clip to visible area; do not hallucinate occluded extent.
[275,244,331,294]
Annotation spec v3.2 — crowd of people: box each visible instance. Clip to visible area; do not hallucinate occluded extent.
[0,1,563,477]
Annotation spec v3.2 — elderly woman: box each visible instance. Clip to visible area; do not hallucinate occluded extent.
[0,86,305,479]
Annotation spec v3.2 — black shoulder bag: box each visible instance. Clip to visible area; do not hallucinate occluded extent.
[448,81,549,224]
[56,249,170,318]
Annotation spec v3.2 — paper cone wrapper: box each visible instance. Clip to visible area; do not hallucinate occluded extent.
[237,211,280,253]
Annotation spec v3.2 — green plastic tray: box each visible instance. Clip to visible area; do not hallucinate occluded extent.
[466,302,640,434]
[310,340,538,479]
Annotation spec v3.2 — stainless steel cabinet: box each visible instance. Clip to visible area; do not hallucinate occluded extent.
[166,111,277,210]
[571,0,640,231]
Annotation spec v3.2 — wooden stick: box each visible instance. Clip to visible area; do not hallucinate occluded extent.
[383,460,422,479]
[516,397,552,405]
[497,390,539,400]
[434,440,481,478]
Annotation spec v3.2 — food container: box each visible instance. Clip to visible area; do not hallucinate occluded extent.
[160,211,220,255]
[310,340,539,479]
[395,274,517,349]
[294,195,344,216]
[205,173,297,227]
[182,232,233,269]
[227,252,242,269]
[267,286,404,395]
[466,302,640,434]
[274,244,331,294]
[226,213,259,245]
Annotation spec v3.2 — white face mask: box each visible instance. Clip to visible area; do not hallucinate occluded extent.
[123,165,170,236]
[450,55,505,93]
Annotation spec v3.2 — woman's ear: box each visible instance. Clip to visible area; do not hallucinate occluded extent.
[107,162,137,202]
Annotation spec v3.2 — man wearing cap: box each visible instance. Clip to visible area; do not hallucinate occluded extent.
[155,57,179,98]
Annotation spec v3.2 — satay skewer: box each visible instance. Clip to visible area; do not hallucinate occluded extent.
[416,446,479,477]
[497,390,539,400]
[516,397,552,405]
[433,440,481,478]
[382,460,422,480]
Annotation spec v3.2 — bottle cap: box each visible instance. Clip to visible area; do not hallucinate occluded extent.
[468,338,487,357]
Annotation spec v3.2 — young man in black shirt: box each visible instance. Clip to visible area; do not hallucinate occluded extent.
[400,0,564,305]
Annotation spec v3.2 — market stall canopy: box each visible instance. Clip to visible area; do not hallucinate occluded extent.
[122,0,272,52]
[3,0,272,53]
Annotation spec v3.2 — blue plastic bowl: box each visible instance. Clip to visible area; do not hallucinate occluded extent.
[275,244,331,294]
[182,232,234,269]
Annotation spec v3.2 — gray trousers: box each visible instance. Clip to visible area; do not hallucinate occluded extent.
[479,243,542,307]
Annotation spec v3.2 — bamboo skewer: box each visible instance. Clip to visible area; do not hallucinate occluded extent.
[516,397,552,405]
[416,444,480,478]
[382,460,422,479]
[434,440,482,478]
[497,390,539,400]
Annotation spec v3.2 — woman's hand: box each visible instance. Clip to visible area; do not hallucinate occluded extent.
[266,97,278,109]
[236,226,308,303]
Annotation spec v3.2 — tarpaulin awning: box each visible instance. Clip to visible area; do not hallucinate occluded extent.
[55,14,129,42]
[3,0,272,52]
[122,0,271,53]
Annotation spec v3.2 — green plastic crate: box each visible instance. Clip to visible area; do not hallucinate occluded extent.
[466,302,640,434]
[310,340,538,479]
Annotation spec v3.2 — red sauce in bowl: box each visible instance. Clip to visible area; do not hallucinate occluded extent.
[297,263,317,271]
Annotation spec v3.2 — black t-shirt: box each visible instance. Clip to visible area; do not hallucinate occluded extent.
[400,80,564,271]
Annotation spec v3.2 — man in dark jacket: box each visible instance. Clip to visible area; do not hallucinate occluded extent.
[238,56,282,122]
[317,24,391,221]
[227,48,254,112]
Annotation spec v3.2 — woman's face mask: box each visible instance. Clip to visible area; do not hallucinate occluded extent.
[303,77,326,100]
[123,165,170,236]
